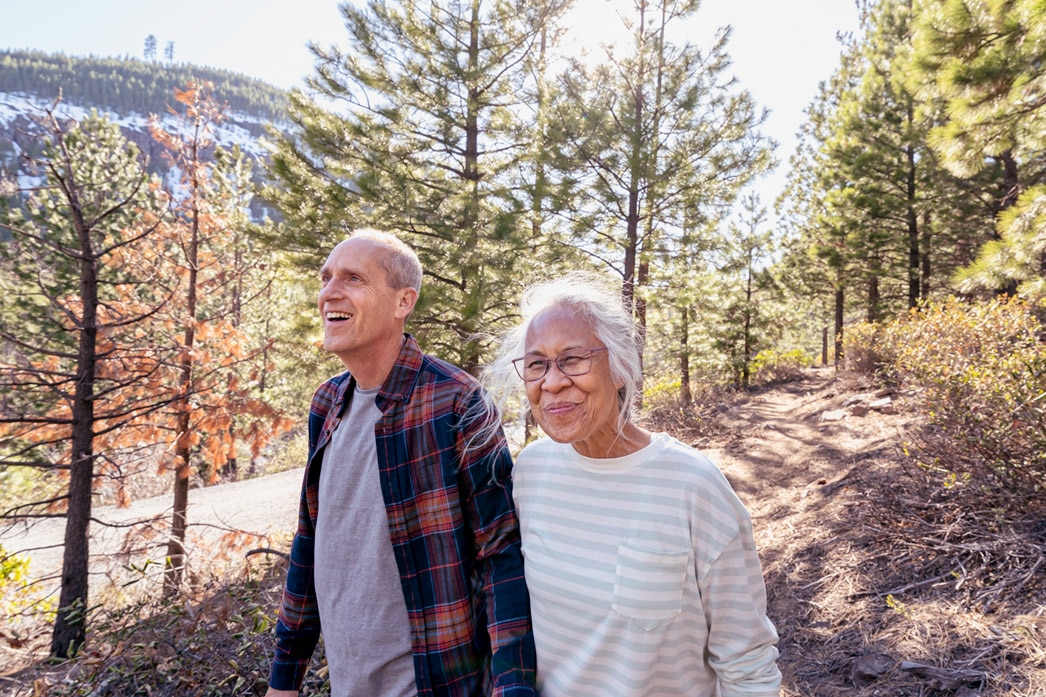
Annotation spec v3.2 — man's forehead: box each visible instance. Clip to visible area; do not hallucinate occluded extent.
[321,238,386,271]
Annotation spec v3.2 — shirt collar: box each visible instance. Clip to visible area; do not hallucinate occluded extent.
[376,333,422,406]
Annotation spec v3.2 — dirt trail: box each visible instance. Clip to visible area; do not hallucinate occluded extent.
[678,368,927,696]
[699,367,905,516]
[682,370,1046,697]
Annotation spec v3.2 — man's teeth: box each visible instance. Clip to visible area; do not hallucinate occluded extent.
[326,312,352,320]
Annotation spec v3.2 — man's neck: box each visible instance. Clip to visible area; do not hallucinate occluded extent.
[340,334,406,390]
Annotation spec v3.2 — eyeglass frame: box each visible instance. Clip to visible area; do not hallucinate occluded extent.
[511,347,610,381]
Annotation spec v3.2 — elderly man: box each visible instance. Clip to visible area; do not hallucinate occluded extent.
[265,229,536,697]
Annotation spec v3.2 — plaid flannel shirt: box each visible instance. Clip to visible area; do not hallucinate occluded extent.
[268,335,536,696]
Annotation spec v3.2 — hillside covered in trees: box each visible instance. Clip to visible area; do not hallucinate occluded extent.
[1,0,1045,693]
[0,50,290,224]
[0,50,287,124]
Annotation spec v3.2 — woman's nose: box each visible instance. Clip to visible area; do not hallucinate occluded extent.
[541,362,573,390]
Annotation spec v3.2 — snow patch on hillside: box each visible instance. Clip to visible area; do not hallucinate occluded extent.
[0,91,274,160]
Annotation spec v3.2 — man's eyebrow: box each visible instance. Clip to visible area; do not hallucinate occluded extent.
[321,264,368,279]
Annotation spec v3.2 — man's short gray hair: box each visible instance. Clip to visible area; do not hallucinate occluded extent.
[348,228,423,292]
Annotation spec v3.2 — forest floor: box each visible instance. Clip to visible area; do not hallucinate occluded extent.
[1,366,1044,696]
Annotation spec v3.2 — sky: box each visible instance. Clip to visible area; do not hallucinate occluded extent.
[0,0,860,226]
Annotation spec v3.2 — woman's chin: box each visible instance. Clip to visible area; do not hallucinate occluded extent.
[535,423,578,445]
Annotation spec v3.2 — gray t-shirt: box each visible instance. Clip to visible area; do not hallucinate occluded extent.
[315,384,416,697]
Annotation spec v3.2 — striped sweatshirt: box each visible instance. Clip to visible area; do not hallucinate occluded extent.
[512,432,781,697]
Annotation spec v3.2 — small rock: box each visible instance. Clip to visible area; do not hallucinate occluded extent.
[852,653,896,684]
[869,397,895,414]
[848,404,870,417]
[821,409,847,422]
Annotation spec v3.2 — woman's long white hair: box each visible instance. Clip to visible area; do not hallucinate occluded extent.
[474,272,644,452]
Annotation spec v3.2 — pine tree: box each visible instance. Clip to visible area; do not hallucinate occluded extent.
[775,39,864,364]
[545,0,773,362]
[711,194,777,387]
[265,0,562,370]
[0,106,165,657]
[146,84,295,594]
[909,0,1046,297]
[844,0,1001,313]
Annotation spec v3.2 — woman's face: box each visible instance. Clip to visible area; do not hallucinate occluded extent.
[523,306,623,458]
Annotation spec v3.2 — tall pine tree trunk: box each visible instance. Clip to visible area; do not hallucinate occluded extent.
[52,201,98,659]
[222,247,244,481]
[834,280,845,368]
[679,306,691,405]
[621,0,647,320]
[906,131,920,309]
[741,250,754,389]
[164,164,201,596]
[921,210,932,300]
[460,0,483,375]
[867,250,881,323]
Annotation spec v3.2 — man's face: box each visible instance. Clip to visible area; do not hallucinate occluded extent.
[317,237,414,368]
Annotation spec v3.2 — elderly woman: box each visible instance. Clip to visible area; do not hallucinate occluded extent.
[482,274,782,697]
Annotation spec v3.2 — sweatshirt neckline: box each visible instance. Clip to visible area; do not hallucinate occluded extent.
[566,431,670,473]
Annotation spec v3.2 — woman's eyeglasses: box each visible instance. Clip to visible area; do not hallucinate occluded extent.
[512,347,609,381]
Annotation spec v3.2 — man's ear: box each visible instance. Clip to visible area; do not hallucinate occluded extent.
[395,287,419,319]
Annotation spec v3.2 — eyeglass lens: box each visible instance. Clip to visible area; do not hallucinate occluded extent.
[514,348,604,380]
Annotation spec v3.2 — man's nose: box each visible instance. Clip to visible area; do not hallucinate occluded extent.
[318,281,339,303]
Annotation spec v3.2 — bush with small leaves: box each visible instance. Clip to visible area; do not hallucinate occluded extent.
[0,543,54,636]
[845,297,1046,505]
[749,348,815,386]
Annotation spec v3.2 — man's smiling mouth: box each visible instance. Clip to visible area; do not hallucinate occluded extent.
[326,312,353,322]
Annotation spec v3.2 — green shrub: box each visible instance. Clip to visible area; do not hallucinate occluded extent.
[848,297,1046,503]
[749,348,815,386]
[0,463,63,517]
[842,321,893,375]
[642,375,684,406]
[0,542,54,632]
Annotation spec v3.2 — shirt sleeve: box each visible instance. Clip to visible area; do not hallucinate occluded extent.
[457,392,538,697]
[268,383,334,692]
[268,484,322,691]
[702,513,783,697]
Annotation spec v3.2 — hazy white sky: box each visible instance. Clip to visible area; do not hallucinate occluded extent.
[0,0,859,221]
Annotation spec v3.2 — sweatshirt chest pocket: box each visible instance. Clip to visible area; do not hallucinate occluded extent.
[611,542,690,631]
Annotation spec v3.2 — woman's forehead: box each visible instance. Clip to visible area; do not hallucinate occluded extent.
[525,306,600,350]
